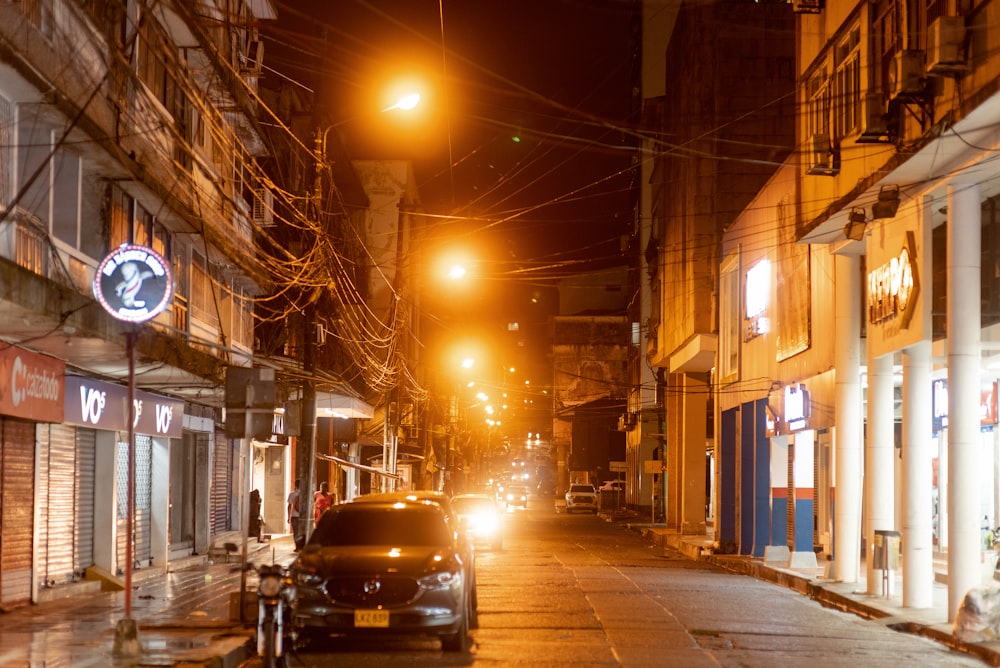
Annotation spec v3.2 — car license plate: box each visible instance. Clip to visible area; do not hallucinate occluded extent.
[354,609,390,628]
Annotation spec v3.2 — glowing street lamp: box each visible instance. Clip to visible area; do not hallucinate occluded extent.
[383,92,421,112]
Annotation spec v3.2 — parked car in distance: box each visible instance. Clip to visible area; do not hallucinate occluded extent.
[291,500,471,652]
[451,493,503,550]
[599,480,625,493]
[502,484,528,508]
[564,484,598,513]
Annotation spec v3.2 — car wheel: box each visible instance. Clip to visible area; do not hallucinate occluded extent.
[440,607,469,652]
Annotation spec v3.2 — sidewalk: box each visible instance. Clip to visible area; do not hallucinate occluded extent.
[625,514,1000,667]
[0,534,297,667]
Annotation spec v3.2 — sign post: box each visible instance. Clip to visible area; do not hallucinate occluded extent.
[93,244,172,656]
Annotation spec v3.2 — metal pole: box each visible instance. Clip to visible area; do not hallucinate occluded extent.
[125,328,135,618]
[239,382,254,624]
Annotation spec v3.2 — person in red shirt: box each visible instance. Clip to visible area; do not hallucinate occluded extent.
[313,481,332,525]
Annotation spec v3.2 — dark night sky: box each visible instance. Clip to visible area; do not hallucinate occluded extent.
[264,0,637,276]
[262,1,637,382]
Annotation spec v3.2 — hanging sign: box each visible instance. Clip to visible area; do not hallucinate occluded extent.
[93,244,173,323]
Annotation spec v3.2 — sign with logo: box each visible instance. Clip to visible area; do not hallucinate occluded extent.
[868,231,919,329]
[93,244,173,323]
[64,375,184,437]
[784,383,810,432]
[0,345,64,421]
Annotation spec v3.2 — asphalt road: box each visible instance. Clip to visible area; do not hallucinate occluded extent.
[273,493,987,667]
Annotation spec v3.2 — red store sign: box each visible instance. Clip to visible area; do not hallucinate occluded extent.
[0,345,65,422]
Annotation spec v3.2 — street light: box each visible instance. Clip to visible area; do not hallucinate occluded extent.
[383,92,420,112]
[297,92,424,515]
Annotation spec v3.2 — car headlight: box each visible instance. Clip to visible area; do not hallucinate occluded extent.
[418,570,460,590]
[295,571,324,587]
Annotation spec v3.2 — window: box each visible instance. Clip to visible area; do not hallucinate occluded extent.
[191,250,219,327]
[806,69,830,140]
[719,252,740,382]
[16,105,100,261]
[137,20,193,171]
[834,27,861,139]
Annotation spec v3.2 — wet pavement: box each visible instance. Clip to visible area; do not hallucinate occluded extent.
[4,514,1000,666]
[0,534,296,667]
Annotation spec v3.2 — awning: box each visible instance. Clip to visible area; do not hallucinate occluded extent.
[316,452,400,479]
[314,391,374,419]
[289,388,375,419]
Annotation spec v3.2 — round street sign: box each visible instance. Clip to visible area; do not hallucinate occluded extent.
[93,244,173,323]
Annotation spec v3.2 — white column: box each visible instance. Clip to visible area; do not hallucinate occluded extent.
[902,341,934,608]
[866,353,895,595]
[834,253,863,583]
[948,183,982,620]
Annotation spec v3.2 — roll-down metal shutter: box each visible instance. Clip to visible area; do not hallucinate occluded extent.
[41,424,76,586]
[75,428,96,575]
[116,435,153,570]
[1,418,35,607]
[210,434,232,533]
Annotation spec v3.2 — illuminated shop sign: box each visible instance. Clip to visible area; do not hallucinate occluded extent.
[784,383,810,432]
[868,231,919,328]
[932,379,948,431]
[0,344,65,421]
[983,382,998,426]
[744,259,770,341]
[93,244,173,323]
[931,379,1000,431]
[64,375,184,437]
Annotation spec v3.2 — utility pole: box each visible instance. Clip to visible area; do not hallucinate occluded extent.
[297,301,317,544]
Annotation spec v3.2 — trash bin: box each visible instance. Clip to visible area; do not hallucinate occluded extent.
[873,529,901,596]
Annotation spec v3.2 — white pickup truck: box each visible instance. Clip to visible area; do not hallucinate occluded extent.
[564,484,598,513]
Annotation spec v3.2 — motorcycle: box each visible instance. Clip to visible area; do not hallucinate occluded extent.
[247,562,296,668]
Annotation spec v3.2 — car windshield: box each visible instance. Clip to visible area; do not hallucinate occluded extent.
[452,497,495,514]
[570,485,595,493]
[309,506,452,547]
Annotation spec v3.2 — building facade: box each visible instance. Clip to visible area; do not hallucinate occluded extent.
[641,0,1000,622]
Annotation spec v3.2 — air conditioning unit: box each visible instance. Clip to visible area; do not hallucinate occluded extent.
[807,133,839,176]
[856,92,889,143]
[926,16,967,74]
[252,188,274,226]
[888,50,925,100]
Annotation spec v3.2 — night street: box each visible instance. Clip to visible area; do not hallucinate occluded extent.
[274,494,987,667]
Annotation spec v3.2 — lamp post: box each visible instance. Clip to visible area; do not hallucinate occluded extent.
[307,93,421,500]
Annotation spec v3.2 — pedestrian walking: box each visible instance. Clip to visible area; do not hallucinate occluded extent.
[288,479,303,550]
[314,481,332,525]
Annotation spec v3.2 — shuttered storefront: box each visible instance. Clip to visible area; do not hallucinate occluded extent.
[37,425,96,587]
[40,424,75,586]
[1,418,35,608]
[210,434,232,534]
[116,434,153,570]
